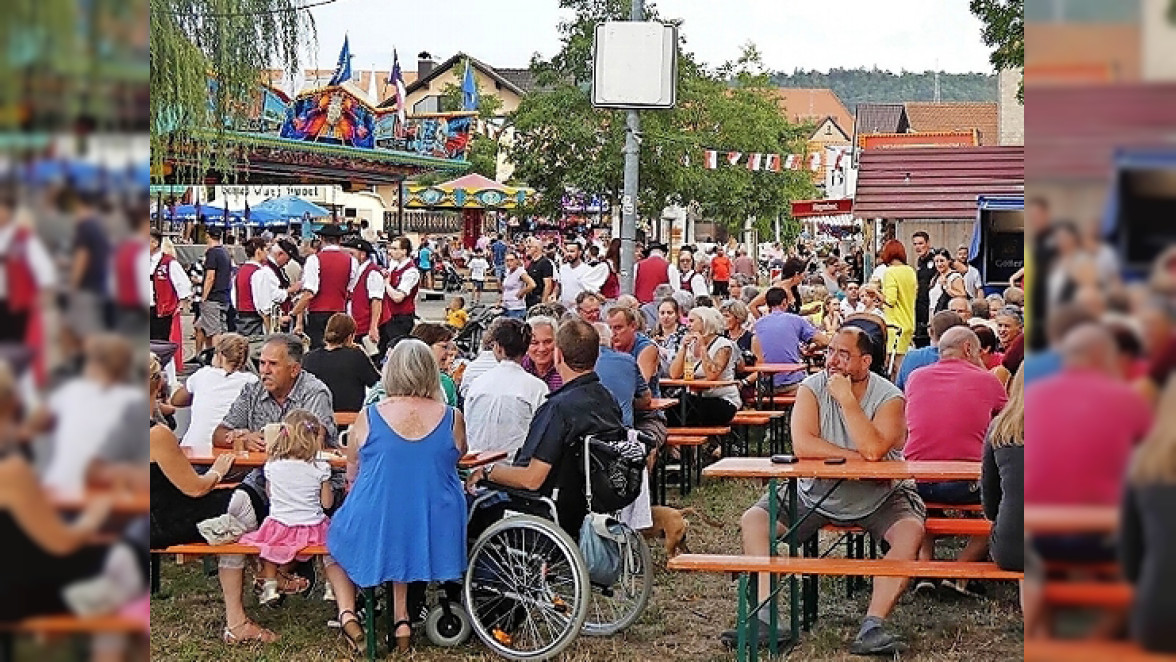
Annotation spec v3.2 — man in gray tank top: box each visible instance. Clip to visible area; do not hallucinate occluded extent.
[723,326,926,655]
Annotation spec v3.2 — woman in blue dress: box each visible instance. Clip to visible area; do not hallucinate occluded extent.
[328,338,468,652]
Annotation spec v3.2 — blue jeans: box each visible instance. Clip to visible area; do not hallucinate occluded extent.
[505,308,526,320]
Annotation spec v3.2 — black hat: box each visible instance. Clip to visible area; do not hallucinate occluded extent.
[315,224,346,238]
[275,238,303,265]
[647,241,669,254]
[205,226,223,240]
[343,237,375,255]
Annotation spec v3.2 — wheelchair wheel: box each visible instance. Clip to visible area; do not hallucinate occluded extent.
[424,602,472,647]
[581,525,653,636]
[464,514,589,661]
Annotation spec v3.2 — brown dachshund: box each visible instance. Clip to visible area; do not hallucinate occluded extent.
[642,506,724,559]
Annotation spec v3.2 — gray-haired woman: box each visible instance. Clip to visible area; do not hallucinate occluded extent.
[328,339,468,653]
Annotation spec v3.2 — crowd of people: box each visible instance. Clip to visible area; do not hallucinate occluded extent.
[141,218,1040,656]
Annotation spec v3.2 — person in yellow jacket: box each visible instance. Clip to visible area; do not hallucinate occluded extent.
[879,239,917,378]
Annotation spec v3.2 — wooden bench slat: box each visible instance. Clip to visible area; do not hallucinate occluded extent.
[730,415,772,425]
[666,554,1023,580]
[1044,582,1133,608]
[925,502,984,513]
[739,410,788,419]
[4,616,146,633]
[1024,640,1174,662]
[823,518,992,537]
[154,543,329,555]
[666,436,708,447]
[666,426,731,436]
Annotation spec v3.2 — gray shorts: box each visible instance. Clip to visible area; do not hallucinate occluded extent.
[753,483,926,544]
[65,290,105,336]
[195,300,227,336]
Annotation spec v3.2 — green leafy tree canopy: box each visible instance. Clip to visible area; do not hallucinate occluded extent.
[969,0,1023,101]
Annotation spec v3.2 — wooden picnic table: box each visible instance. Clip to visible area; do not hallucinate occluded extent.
[187,448,506,471]
[660,378,739,424]
[53,489,150,515]
[334,411,358,427]
[638,397,679,412]
[702,456,981,657]
[750,363,807,409]
[753,363,807,374]
[1024,505,1120,534]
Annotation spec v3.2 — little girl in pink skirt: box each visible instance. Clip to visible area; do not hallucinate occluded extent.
[239,409,333,606]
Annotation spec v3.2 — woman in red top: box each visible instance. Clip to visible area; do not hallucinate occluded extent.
[600,238,621,300]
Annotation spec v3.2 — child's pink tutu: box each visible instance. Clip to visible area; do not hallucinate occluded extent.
[239,517,330,565]
[120,595,150,630]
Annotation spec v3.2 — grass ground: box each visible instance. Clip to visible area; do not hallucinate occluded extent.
[150,478,1023,661]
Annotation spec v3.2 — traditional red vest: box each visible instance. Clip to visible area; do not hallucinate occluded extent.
[634,254,669,304]
[350,261,393,332]
[679,269,696,291]
[386,260,418,316]
[4,227,37,312]
[113,239,145,308]
[234,262,262,313]
[152,253,180,317]
[309,249,351,313]
[601,264,620,299]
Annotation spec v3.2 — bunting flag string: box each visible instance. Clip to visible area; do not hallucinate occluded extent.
[696,148,831,173]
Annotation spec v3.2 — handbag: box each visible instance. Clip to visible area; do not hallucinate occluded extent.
[578,513,627,587]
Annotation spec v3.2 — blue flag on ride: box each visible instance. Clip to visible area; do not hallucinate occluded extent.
[329,36,353,86]
[461,59,479,111]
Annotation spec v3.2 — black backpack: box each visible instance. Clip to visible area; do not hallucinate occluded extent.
[583,434,650,513]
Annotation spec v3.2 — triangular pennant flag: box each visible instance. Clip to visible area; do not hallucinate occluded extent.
[810,153,822,171]
[681,151,691,168]
[747,153,763,171]
[704,150,718,169]
[727,151,742,166]
[765,154,781,172]
[784,154,798,170]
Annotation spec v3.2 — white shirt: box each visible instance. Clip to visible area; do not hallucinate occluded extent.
[464,360,549,460]
[150,249,192,306]
[869,264,888,285]
[358,260,384,301]
[468,257,490,281]
[667,265,709,297]
[962,265,983,299]
[44,379,142,497]
[245,260,288,312]
[180,367,258,455]
[301,245,360,296]
[840,299,865,317]
[460,350,500,399]
[385,257,420,300]
[557,261,594,306]
[264,459,331,526]
[0,223,55,299]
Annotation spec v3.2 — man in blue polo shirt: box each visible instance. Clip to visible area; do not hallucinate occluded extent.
[895,310,966,391]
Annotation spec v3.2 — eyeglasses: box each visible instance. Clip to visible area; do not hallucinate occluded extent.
[824,348,862,362]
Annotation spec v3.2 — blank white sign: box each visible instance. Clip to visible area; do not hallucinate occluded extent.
[592,22,678,109]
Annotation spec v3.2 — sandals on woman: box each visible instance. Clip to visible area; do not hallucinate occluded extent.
[222,620,278,645]
[339,609,367,657]
[253,572,309,597]
[393,619,413,653]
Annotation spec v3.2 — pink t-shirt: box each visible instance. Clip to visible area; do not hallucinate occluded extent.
[1025,369,1152,506]
[905,359,1008,462]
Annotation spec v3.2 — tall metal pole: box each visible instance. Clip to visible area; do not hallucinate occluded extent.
[619,0,643,295]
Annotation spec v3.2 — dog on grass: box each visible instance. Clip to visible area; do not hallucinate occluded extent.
[642,506,724,559]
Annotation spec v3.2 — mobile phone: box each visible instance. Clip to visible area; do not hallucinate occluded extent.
[824,457,847,465]
[771,454,798,464]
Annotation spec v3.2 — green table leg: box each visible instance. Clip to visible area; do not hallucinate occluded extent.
[766,478,778,657]
[789,480,799,647]
[363,587,377,661]
[737,573,749,662]
[749,576,760,662]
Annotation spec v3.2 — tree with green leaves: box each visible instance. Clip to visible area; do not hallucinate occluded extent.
[509,0,817,239]
[969,0,1023,102]
[150,0,314,180]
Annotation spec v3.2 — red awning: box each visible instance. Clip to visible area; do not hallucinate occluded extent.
[852,146,1024,220]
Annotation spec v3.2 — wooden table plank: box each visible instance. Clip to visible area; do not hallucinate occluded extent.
[701,457,981,481]
[1024,505,1120,534]
[639,397,679,412]
[188,449,505,471]
[54,490,150,515]
[753,363,807,373]
[661,378,740,390]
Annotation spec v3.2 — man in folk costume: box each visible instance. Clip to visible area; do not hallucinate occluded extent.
[343,237,392,356]
[148,229,191,375]
[111,211,152,338]
[0,193,56,381]
[291,224,358,350]
[235,237,291,338]
[380,235,420,353]
[265,238,302,332]
[632,241,671,304]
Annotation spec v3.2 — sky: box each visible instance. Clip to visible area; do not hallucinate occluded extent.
[302,0,994,76]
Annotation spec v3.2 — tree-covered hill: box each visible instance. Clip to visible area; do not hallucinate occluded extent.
[770,67,998,111]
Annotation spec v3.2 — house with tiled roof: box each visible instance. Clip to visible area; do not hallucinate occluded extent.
[380,52,529,116]
[904,102,1000,146]
[770,88,855,138]
[854,103,910,135]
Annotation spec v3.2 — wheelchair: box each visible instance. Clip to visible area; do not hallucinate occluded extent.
[421,433,655,661]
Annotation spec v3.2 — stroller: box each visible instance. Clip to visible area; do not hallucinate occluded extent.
[437,260,466,293]
[453,304,504,358]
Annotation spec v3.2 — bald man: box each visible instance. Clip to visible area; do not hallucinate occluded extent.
[1027,324,1152,565]
[904,327,1008,594]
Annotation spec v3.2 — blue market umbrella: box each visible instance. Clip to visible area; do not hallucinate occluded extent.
[230,208,286,227]
[164,204,228,221]
[252,196,331,220]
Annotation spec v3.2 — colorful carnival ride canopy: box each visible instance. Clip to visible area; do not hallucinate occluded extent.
[405,173,534,210]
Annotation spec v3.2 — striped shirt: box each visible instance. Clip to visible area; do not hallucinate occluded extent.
[220,370,338,446]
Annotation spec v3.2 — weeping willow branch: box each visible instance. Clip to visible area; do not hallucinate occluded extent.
[150,0,315,182]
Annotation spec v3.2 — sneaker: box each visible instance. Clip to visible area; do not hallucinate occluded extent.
[849,625,906,656]
[323,581,336,602]
[913,578,937,594]
[719,623,792,650]
[196,514,248,546]
[940,579,986,599]
[258,580,281,607]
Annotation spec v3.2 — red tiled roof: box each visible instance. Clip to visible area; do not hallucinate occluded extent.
[905,102,1000,146]
[853,146,1024,220]
[1026,84,1176,182]
[769,88,854,134]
